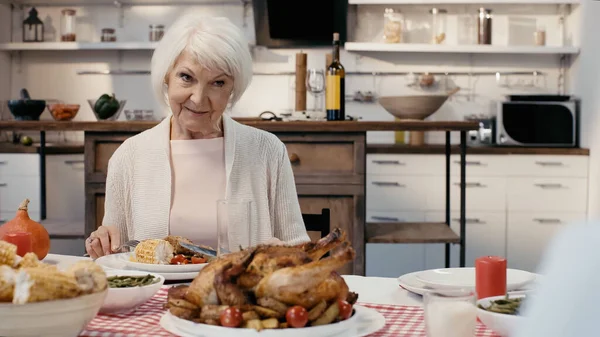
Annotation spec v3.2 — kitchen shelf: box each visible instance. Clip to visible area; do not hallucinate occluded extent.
[0,0,242,5]
[349,0,579,4]
[366,222,461,244]
[345,42,580,55]
[0,42,158,51]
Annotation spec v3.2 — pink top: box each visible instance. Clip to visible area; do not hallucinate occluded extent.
[168,137,225,249]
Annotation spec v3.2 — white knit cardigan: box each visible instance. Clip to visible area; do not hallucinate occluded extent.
[102,114,311,248]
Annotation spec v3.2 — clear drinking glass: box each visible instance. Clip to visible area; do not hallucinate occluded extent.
[217,199,252,256]
[306,69,325,112]
[424,289,477,337]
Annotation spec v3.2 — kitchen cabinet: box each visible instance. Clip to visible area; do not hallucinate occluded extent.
[366,153,589,275]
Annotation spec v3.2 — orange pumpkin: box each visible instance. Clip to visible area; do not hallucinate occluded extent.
[0,199,50,259]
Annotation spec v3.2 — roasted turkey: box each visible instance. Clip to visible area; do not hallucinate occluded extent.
[180,228,357,312]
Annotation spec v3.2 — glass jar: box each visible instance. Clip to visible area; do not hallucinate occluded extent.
[149,24,164,42]
[101,28,116,42]
[383,8,403,43]
[60,9,76,42]
[430,8,447,44]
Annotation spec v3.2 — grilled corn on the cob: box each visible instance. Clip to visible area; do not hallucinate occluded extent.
[0,241,17,267]
[13,267,81,304]
[65,260,107,293]
[134,239,174,264]
[0,265,15,302]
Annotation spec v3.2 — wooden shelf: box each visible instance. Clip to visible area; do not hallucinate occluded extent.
[349,0,579,4]
[344,42,580,55]
[1,0,240,5]
[0,42,158,51]
[366,222,461,244]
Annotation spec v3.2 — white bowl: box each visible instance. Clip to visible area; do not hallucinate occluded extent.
[0,289,107,337]
[100,269,165,314]
[477,294,526,337]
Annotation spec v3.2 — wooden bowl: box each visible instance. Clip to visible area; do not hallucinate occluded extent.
[378,95,450,120]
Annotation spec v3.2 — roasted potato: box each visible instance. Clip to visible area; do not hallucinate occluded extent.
[311,302,340,326]
[199,305,229,321]
[261,318,279,329]
[242,310,260,322]
[169,306,198,320]
[308,300,327,321]
[257,297,289,315]
[243,319,263,331]
[253,305,283,319]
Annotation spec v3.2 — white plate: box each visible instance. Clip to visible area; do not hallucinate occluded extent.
[100,269,165,314]
[415,268,536,291]
[95,253,200,281]
[398,271,536,296]
[115,252,208,273]
[477,294,526,337]
[159,305,386,337]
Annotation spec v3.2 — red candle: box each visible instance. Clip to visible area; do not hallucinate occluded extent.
[475,256,507,300]
[3,232,33,257]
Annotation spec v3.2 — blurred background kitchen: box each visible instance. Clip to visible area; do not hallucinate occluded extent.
[1,0,598,278]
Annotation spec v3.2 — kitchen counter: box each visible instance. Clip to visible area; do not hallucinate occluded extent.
[367,144,590,156]
[4,119,478,276]
[0,142,84,154]
[0,119,478,132]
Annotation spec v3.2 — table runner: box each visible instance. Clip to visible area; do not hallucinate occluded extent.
[80,286,500,337]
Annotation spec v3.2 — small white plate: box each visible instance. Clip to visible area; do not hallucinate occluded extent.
[398,271,536,296]
[95,253,200,281]
[100,269,165,314]
[415,268,536,291]
[114,252,208,273]
[160,305,386,337]
[477,294,526,337]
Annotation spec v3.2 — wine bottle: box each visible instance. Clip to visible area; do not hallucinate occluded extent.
[326,32,345,121]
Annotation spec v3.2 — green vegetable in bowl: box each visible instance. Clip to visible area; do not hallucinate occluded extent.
[94,93,120,119]
[108,274,159,288]
[478,295,524,315]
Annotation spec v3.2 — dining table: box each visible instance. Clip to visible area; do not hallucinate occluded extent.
[43,254,501,337]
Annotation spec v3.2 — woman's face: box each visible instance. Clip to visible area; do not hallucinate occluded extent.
[166,51,234,138]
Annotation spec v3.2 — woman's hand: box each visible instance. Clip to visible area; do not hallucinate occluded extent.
[85,225,121,259]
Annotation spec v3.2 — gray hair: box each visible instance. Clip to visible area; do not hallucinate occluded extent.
[151,14,253,110]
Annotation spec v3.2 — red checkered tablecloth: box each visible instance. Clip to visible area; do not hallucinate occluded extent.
[79,286,500,337]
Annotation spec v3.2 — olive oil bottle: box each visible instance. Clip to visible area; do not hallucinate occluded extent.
[326,32,345,121]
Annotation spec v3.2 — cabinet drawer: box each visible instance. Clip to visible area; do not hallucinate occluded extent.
[85,133,131,183]
[367,154,443,176]
[0,176,40,212]
[428,176,506,211]
[425,211,507,268]
[506,155,588,178]
[286,142,356,175]
[367,176,430,211]
[450,155,508,177]
[507,177,587,212]
[507,212,585,272]
[47,155,85,221]
[367,211,424,223]
[0,154,39,176]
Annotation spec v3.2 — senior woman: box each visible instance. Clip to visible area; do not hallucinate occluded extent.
[85,14,310,259]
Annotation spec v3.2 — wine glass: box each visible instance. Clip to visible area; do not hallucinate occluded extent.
[306,69,325,113]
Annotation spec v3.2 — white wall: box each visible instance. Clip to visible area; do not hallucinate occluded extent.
[0,2,575,145]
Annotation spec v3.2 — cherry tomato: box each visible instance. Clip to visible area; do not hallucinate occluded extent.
[285,305,308,328]
[170,254,187,265]
[220,307,243,327]
[191,256,207,264]
[337,300,352,320]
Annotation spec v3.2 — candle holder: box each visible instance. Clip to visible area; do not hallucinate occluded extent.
[23,7,44,42]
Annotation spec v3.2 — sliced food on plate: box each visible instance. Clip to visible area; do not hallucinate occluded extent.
[133,235,216,266]
[165,228,361,331]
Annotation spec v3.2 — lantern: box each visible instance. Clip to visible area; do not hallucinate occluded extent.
[23,7,44,43]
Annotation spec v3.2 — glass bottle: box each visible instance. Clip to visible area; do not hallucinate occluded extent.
[325,33,345,121]
[430,8,448,44]
[383,8,403,43]
[60,9,77,42]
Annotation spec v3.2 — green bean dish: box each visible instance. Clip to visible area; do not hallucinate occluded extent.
[108,274,159,288]
[478,296,524,315]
